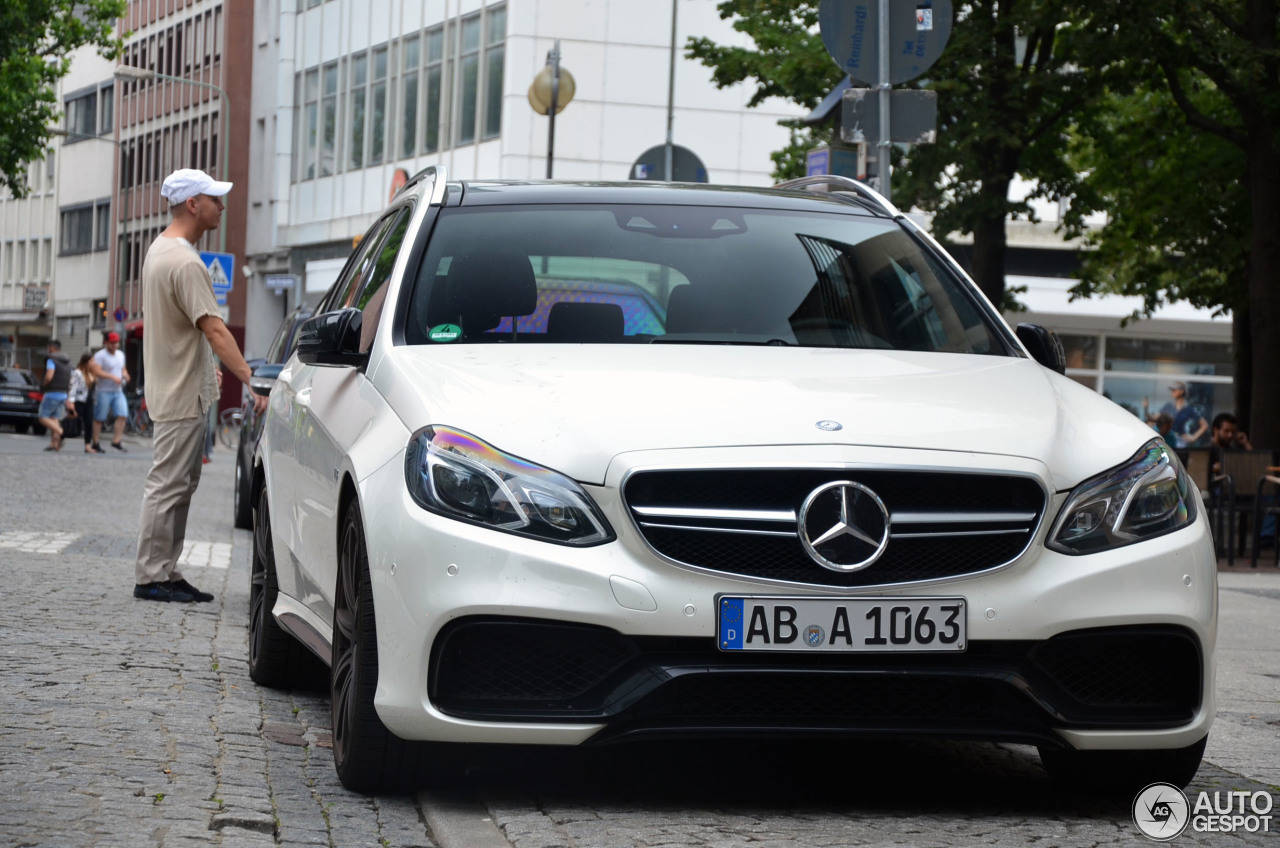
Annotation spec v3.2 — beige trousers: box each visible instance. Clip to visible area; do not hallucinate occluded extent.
[135,416,207,585]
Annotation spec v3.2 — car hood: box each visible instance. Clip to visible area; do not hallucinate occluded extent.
[378,345,1150,490]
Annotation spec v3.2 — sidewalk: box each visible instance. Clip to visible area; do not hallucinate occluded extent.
[0,432,445,848]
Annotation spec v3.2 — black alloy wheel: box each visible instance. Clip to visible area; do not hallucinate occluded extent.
[248,491,310,686]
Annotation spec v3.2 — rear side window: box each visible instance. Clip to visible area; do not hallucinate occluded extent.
[402,204,1006,354]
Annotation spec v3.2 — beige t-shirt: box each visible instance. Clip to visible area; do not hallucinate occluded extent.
[140,236,222,422]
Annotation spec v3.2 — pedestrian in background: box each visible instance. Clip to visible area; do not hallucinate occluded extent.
[132,169,265,604]
[37,339,71,451]
[68,351,99,453]
[90,331,130,452]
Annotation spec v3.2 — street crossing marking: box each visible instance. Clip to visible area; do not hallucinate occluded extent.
[179,541,233,569]
[0,531,231,567]
[0,531,79,554]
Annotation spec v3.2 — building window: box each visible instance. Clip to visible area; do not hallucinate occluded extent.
[348,52,367,170]
[483,7,506,140]
[290,4,504,184]
[425,28,444,154]
[59,205,95,255]
[302,68,319,179]
[456,15,481,146]
[65,90,97,138]
[400,35,420,159]
[42,238,52,281]
[99,83,114,134]
[321,62,338,176]
[95,201,111,252]
[370,45,388,165]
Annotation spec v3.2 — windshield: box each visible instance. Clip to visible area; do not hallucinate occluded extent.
[403,204,1009,354]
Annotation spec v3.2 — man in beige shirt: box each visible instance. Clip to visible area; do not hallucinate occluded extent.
[134,169,267,603]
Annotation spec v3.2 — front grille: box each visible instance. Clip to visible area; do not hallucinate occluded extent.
[431,618,638,707]
[1027,626,1202,723]
[624,468,1045,587]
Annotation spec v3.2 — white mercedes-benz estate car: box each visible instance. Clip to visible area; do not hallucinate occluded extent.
[248,167,1216,794]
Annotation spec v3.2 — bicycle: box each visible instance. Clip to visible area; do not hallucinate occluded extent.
[126,391,152,438]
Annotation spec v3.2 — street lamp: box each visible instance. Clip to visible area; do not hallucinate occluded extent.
[49,127,128,337]
[113,64,230,252]
[528,41,575,179]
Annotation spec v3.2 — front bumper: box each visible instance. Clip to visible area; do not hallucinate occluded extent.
[358,451,1218,752]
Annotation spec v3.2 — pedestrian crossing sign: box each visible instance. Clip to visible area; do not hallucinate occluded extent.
[200,251,235,305]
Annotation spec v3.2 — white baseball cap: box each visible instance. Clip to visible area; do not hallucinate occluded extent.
[161,168,233,205]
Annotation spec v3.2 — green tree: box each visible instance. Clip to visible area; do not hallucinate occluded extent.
[1071,0,1279,444]
[687,1,1116,312]
[0,0,125,198]
[685,1,845,179]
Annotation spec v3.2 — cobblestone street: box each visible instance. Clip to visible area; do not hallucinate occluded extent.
[1,429,1277,847]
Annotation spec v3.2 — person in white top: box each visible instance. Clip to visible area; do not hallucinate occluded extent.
[89,331,130,451]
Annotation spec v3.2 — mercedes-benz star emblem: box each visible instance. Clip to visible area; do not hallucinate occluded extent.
[815,420,843,431]
[798,480,891,572]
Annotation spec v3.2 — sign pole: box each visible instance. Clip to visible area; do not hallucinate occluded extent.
[877,0,891,202]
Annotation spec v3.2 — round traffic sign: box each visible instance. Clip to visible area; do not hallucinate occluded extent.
[819,0,952,85]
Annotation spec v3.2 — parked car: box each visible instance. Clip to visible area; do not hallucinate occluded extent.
[0,368,46,435]
[233,306,313,529]
[247,169,1216,795]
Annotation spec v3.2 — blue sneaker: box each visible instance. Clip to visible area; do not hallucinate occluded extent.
[134,581,195,603]
[170,578,214,603]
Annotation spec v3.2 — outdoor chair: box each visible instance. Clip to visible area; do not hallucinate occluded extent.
[1216,449,1279,566]
[1250,465,1280,568]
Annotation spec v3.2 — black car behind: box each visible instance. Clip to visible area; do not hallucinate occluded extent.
[0,368,46,435]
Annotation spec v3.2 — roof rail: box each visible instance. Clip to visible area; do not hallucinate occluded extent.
[401,164,450,205]
[772,174,898,218]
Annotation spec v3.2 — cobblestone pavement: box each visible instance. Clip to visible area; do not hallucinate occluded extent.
[1,429,1277,847]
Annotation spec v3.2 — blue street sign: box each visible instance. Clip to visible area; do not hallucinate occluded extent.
[200,251,235,306]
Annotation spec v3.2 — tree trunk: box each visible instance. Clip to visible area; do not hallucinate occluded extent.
[969,181,1012,309]
[1232,305,1252,432]
[1246,125,1280,448]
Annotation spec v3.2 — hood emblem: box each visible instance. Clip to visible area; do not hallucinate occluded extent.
[815,420,843,431]
[798,480,891,572]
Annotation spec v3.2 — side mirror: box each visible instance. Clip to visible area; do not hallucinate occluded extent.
[296,309,366,367]
[1015,323,1066,374]
[249,363,283,397]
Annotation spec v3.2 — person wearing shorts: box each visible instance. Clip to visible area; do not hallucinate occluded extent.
[91,331,131,452]
[37,339,72,451]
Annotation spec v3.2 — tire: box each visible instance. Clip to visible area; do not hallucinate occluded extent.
[14,422,29,434]
[1038,735,1207,794]
[248,491,312,687]
[233,453,253,530]
[330,501,461,793]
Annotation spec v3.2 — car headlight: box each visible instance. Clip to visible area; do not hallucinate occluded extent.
[1047,439,1195,555]
[405,426,614,546]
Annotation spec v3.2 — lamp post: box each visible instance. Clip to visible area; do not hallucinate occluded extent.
[527,41,575,178]
[49,127,127,337]
[113,65,230,252]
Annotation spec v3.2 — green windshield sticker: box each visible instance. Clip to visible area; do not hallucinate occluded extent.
[428,323,462,343]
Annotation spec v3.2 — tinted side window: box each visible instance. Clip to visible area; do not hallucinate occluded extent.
[317,214,395,315]
[354,206,413,352]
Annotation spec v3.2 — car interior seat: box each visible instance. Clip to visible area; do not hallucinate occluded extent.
[440,248,538,339]
[547,301,625,343]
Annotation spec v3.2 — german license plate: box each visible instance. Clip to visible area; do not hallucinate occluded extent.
[0,391,20,403]
[717,596,966,652]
